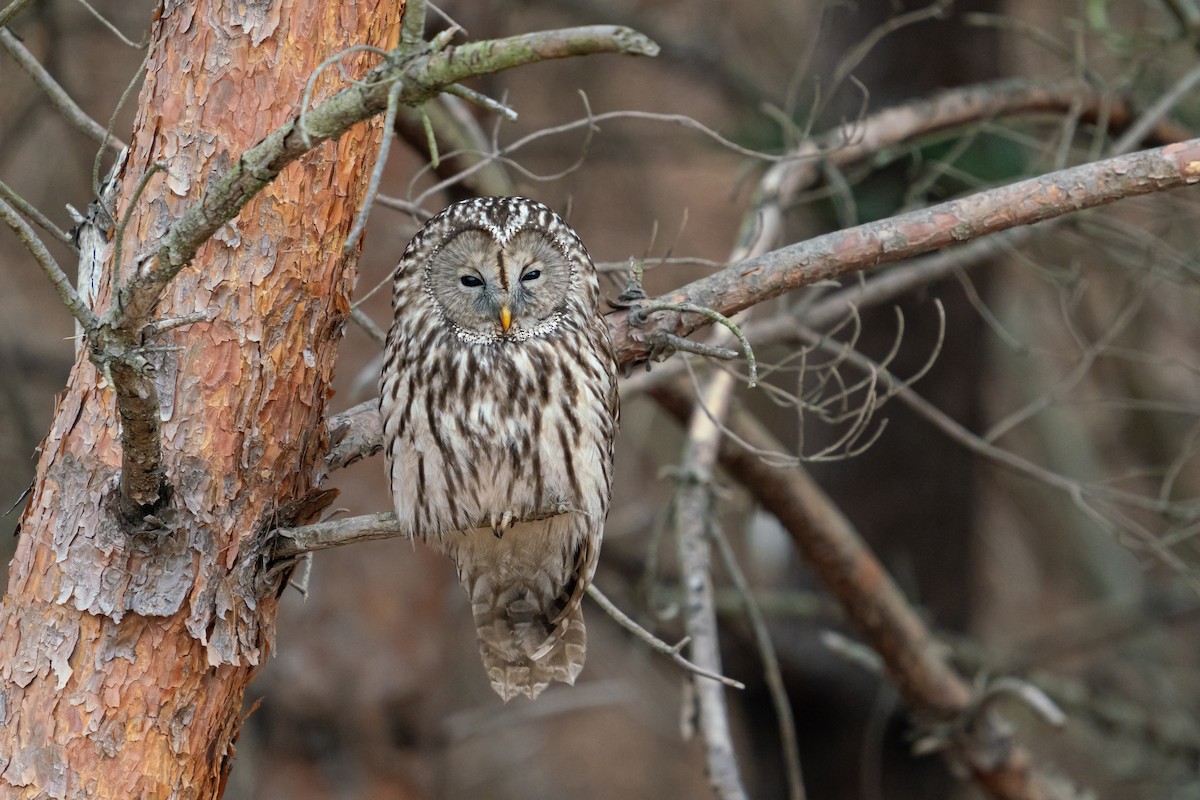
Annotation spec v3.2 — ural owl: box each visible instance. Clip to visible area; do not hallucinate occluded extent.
[379,197,619,701]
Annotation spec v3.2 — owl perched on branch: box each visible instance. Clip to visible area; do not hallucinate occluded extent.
[379,197,619,701]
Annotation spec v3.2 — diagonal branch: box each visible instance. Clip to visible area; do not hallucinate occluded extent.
[650,383,1082,800]
[107,25,658,332]
[610,138,1200,366]
[0,27,128,153]
[0,195,98,330]
[0,0,35,29]
[77,24,656,527]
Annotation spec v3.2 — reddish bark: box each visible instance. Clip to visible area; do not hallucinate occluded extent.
[0,1,402,797]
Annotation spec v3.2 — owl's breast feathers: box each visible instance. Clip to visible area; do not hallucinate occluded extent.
[381,319,616,543]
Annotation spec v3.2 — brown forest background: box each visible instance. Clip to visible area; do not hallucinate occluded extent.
[3,1,1200,798]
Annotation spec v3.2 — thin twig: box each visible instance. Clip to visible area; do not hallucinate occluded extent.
[92,50,147,222]
[651,333,740,361]
[1111,60,1200,154]
[350,307,387,346]
[650,383,1073,799]
[0,178,73,246]
[73,0,143,47]
[631,302,757,387]
[111,161,166,288]
[0,195,98,330]
[0,28,127,153]
[585,584,745,690]
[442,82,518,120]
[343,78,403,254]
[711,525,806,800]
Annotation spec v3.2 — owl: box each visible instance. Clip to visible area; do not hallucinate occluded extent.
[379,197,619,701]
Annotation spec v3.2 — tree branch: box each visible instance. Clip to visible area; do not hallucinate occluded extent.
[0,177,74,246]
[673,367,747,800]
[69,24,656,527]
[273,506,580,560]
[610,138,1200,366]
[586,584,745,690]
[0,27,128,153]
[0,0,36,30]
[0,195,98,331]
[650,383,1083,800]
[107,25,658,331]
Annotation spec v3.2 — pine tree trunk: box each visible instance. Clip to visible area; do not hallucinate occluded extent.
[0,1,402,796]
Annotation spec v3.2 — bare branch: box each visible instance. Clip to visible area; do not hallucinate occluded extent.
[0,195,98,331]
[273,512,407,559]
[0,177,73,246]
[585,584,745,690]
[350,307,387,346]
[0,0,36,30]
[272,506,581,560]
[672,367,747,800]
[711,525,806,800]
[342,78,403,254]
[107,25,658,333]
[0,28,127,153]
[1111,61,1200,154]
[609,138,1200,366]
[72,0,143,48]
[650,383,1078,800]
[394,94,518,197]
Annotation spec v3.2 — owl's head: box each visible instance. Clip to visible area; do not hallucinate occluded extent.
[413,197,595,344]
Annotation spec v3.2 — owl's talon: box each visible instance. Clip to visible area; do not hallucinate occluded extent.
[491,509,515,538]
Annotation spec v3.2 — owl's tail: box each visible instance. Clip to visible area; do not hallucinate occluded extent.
[462,536,596,702]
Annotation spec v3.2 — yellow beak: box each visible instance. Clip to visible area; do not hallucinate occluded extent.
[499,305,512,333]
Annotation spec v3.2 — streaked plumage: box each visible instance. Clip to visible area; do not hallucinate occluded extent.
[379,197,619,700]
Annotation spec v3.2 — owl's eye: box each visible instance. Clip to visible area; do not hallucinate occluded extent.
[520,269,542,282]
[460,275,484,288]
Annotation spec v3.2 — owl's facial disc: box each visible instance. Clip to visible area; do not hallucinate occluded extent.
[427,227,574,341]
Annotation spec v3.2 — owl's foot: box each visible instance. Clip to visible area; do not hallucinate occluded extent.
[490,510,515,538]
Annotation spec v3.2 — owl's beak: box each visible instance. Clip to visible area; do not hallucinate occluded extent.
[499,305,512,333]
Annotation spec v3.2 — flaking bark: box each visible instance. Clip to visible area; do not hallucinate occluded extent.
[0,1,403,796]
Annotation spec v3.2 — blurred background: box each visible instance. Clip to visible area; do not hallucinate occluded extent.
[3,1,1200,798]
